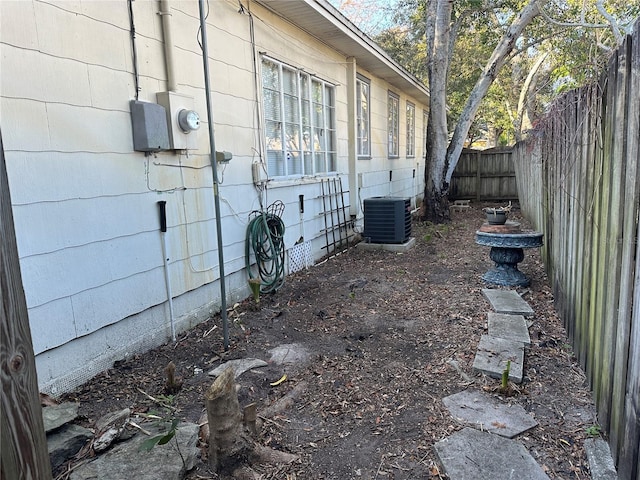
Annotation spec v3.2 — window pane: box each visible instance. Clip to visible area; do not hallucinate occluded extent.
[313,102,323,129]
[282,68,297,95]
[263,89,280,121]
[357,79,370,157]
[313,127,325,152]
[301,99,311,127]
[284,94,298,123]
[287,150,302,176]
[304,151,313,174]
[388,93,399,157]
[265,119,281,150]
[315,152,326,174]
[301,75,310,100]
[267,150,284,177]
[327,152,337,172]
[262,60,279,89]
[406,102,415,157]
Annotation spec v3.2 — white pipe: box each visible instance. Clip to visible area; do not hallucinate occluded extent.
[160,232,176,341]
[159,0,177,91]
[158,201,176,341]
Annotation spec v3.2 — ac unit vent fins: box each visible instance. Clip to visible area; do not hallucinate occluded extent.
[363,197,411,244]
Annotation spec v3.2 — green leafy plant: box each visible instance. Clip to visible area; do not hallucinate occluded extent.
[139,418,179,452]
[585,425,601,437]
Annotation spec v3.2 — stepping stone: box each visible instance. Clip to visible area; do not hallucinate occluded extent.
[443,389,538,438]
[268,343,310,366]
[434,427,550,480]
[482,289,534,317]
[473,335,524,383]
[208,358,268,378]
[584,438,618,480]
[488,312,531,346]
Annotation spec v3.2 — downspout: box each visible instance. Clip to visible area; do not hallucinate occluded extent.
[198,0,230,350]
[159,0,177,91]
[346,58,358,218]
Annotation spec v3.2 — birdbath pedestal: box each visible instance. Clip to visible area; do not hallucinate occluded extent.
[475,221,543,287]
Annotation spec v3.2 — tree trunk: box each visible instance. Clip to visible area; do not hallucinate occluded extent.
[205,368,251,473]
[204,368,299,476]
[515,51,549,141]
[444,0,544,185]
[423,0,453,223]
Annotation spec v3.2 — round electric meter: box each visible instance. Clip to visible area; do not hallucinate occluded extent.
[177,109,200,133]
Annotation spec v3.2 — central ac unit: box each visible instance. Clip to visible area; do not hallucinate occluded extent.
[363,197,411,244]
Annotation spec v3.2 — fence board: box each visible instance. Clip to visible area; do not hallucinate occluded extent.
[450,149,518,200]
[618,22,640,479]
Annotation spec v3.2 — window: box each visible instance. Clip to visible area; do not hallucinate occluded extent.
[387,92,399,158]
[262,57,336,178]
[356,75,370,158]
[406,101,415,157]
[423,109,429,158]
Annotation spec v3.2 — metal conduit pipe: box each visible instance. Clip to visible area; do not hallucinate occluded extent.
[198,0,229,350]
[159,0,177,91]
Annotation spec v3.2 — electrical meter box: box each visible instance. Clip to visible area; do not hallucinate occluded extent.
[130,100,170,152]
[156,91,199,150]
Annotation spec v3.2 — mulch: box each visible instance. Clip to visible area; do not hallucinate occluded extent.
[60,202,598,480]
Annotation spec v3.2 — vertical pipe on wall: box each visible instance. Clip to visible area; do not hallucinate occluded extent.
[346,57,358,217]
[157,201,176,342]
[198,0,229,350]
[159,0,177,92]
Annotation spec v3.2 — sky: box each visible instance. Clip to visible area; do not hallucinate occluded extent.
[328,0,403,36]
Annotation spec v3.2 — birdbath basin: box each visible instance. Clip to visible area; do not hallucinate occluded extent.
[475,221,543,287]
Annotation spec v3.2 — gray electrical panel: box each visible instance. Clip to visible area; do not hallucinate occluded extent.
[130,100,170,152]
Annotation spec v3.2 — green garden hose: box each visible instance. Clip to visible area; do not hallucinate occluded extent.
[245,208,286,293]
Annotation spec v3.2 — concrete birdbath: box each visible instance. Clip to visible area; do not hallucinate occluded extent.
[475,221,543,287]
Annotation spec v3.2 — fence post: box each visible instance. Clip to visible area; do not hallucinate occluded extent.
[0,131,53,479]
[476,150,481,201]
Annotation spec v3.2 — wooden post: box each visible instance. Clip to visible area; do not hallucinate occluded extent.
[476,150,481,201]
[0,131,53,479]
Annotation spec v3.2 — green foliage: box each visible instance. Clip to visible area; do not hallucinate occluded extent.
[139,418,179,452]
[154,394,175,406]
[359,0,635,145]
[421,222,450,243]
[585,424,602,437]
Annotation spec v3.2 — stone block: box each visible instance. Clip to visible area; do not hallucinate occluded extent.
[473,335,524,383]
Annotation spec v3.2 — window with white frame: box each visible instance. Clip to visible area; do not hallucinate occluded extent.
[387,91,399,158]
[406,101,415,157]
[423,109,429,158]
[356,75,370,158]
[262,57,336,178]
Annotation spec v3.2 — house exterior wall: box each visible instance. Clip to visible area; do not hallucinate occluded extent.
[0,0,427,395]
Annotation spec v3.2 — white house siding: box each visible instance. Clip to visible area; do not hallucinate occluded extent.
[354,74,426,213]
[0,0,428,395]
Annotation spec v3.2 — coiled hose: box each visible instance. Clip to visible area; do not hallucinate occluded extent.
[245,210,286,293]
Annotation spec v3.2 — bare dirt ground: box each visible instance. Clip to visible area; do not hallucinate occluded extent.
[60,203,598,479]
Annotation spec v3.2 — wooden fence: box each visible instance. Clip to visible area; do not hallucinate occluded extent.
[513,21,640,480]
[449,148,518,201]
